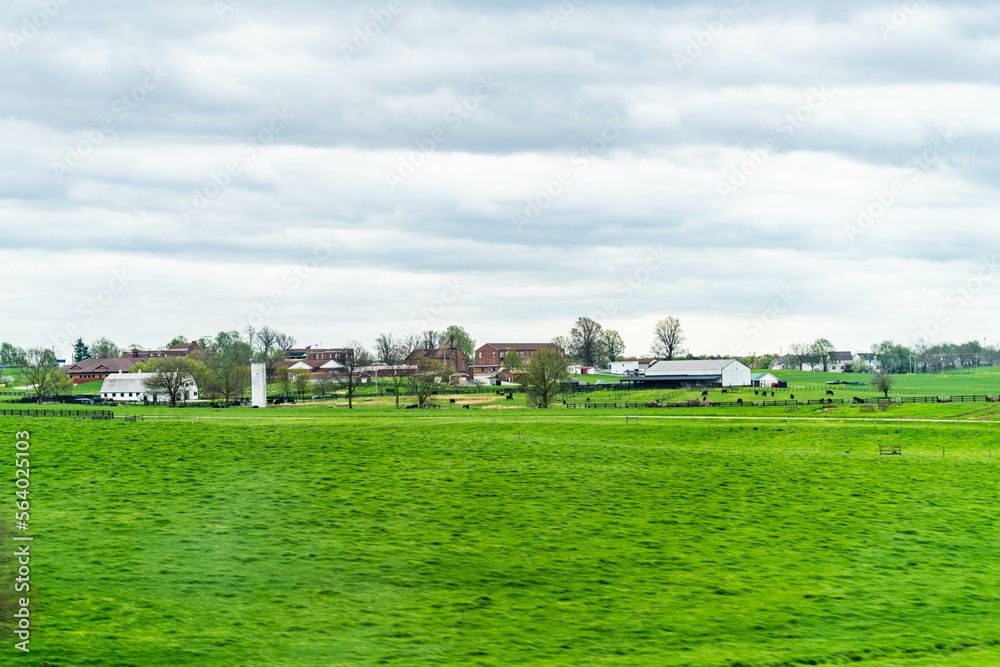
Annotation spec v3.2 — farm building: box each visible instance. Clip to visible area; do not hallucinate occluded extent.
[474,343,564,374]
[635,359,752,388]
[751,372,780,388]
[608,358,657,374]
[99,372,198,403]
[63,358,139,385]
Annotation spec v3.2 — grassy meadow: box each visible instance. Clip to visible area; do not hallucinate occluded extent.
[4,403,1000,666]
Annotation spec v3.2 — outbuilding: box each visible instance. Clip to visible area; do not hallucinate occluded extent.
[635,359,752,388]
[751,372,780,388]
[100,372,199,403]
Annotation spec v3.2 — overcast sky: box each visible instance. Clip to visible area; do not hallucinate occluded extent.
[3,0,999,359]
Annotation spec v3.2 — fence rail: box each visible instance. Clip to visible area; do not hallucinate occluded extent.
[0,408,115,419]
[566,395,1000,410]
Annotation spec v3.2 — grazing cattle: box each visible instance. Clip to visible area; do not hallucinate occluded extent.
[826,390,834,396]
[853,396,864,404]
[506,394,514,400]
[790,394,795,400]
[701,390,708,397]
[586,397,591,402]
[771,391,775,397]
[463,404,470,409]
[754,390,759,395]
[449,398,456,403]
[737,398,743,405]
[721,389,727,394]
[405,404,419,409]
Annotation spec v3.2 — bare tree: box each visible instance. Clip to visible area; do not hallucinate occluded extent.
[316,374,338,399]
[342,341,374,409]
[787,343,812,370]
[651,317,685,360]
[143,357,196,407]
[871,370,894,398]
[275,366,293,398]
[375,335,409,409]
[399,334,423,355]
[409,358,443,407]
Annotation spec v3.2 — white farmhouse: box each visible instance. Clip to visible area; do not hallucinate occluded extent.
[100,372,199,403]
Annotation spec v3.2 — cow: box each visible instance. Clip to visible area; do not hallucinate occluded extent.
[790,394,795,400]
[826,390,834,396]
[853,396,864,404]
[737,398,743,405]
[771,392,775,397]
[449,398,456,404]
[754,390,759,395]
[506,394,514,400]
[721,389,727,394]
[701,390,708,397]
[463,404,470,409]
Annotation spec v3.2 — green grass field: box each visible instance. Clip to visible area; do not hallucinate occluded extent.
[4,407,1000,666]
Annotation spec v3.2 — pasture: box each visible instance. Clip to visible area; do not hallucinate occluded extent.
[3,409,1000,666]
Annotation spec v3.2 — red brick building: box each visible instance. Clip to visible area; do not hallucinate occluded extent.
[63,358,139,385]
[405,347,471,375]
[474,343,564,374]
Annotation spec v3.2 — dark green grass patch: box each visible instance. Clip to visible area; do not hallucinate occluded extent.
[4,418,1000,665]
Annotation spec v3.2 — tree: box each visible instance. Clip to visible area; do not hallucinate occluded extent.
[316,374,338,399]
[374,333,398,366]
[375,334,409,409]
[603,330,626,365]
[421,330,445,349]
[409,358,444,407]
[788,343,812,370]
[341,341,374,409]
[247,326,295,379]
[21,347,61,404]
[871,369,894,398]
[525,348,568,408]
[167,335,188,347]
[757,353,776,370]
[443,325,475,362]
[201,331,252,403]
[502,348,522,371]
[0,343,26,367]
[72,338,90,363]
[89,337,121,359]
[399,334,424,355]
[275,366,293,398]
[651,317,685,360]
[292,369,312,398]
[811,338,835,372]
[143,357,196,407]
[551,336,570,354]
[569,317,604,367]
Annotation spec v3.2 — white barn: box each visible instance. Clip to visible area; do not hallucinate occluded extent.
[100,372,199,403]
[643,359,752,387]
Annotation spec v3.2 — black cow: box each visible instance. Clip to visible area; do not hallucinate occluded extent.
[790,394,795,400]
[754,390,759,395]
[463,404,470,409]
[771,391,775,397]
[737,398,743,405]
[701,390,708,397]
[853,396,864,404]
[449,398,456,403]
[826,390,834,396]
[721,389,727,394]
[506,394,514,400]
